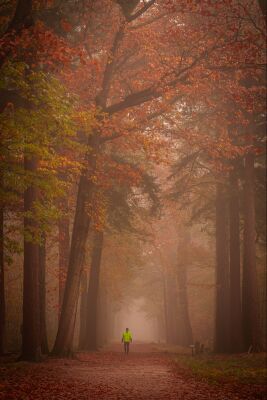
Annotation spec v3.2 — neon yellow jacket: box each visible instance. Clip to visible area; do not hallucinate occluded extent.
[122,331,132,342]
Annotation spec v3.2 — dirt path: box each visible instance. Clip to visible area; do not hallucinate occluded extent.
[0,344,266,399]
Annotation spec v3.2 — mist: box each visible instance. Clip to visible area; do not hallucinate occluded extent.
[0,1,266,399]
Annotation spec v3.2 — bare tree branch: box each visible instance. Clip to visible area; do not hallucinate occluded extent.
[102,94,182,143]
[96,25,125,108]
[129,12,168,30]
[127,0,156,22]
[105,86,156,114]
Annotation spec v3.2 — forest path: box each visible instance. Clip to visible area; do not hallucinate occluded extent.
[0,343,265,399]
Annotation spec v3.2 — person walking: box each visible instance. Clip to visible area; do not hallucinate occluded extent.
[121,327,132,354]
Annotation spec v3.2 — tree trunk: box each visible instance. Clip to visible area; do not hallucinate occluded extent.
[85,230,104,351]
[157,314,165,343]
[58,296,79,358]
[176,231,193,346]
[97,287,107,347]
[52,134,100,355]
[98,288,113,346]
[53,178,93,354]
[78,270,88,349]
[7,0,33,32]
[214,183,230,353]
[164,276,172,344]
[39,234,49,354]
[258,0,266,15]
[165,272,179,344]
[0,0,33,68]
[242,153,262,350]
[69,296,79,355]
[229,167,242,352]
[162,276,169,343]
[21,157,41,361]
[0,207,5,355]
[108,296,117,345]
[58,199,70,315]
[53,17,127,355]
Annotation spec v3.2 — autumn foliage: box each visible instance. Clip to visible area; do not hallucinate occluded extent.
[0,1,266,398]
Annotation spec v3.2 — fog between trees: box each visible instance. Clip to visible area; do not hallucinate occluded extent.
[0,0,266,360]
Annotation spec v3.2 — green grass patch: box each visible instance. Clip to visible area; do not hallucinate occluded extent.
[173,353,267,385]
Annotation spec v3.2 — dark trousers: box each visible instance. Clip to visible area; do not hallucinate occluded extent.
[124,342,130,354]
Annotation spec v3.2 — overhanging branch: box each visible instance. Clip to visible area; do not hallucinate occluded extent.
[105,86,156,114]
[127,0,156,22]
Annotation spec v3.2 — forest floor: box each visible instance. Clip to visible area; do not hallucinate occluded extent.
[0,343,266,400]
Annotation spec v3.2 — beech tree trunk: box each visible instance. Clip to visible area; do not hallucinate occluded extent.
[0,207,5,355]
[214,183,230,353]
[53,136,99,355]
[53,10,155,354]
[0,0,33,69]
[242,153,262,350]
[162,276,169,343]
[21,157,41,361]
[7,0,33,32]
[78,270,88,349]
[69,297,79,355]
[39,235,49,354]
[258,0,266,15]
[165,272,179,344]
[85,230,104,351]
[53,177,93,354]
[98,288,114,346]
[229,167,242,352]
[97,287,107,347]
[58,199,70,314]
[176,231,193,346]
[157,314,165,342]
[163,272,173,344]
